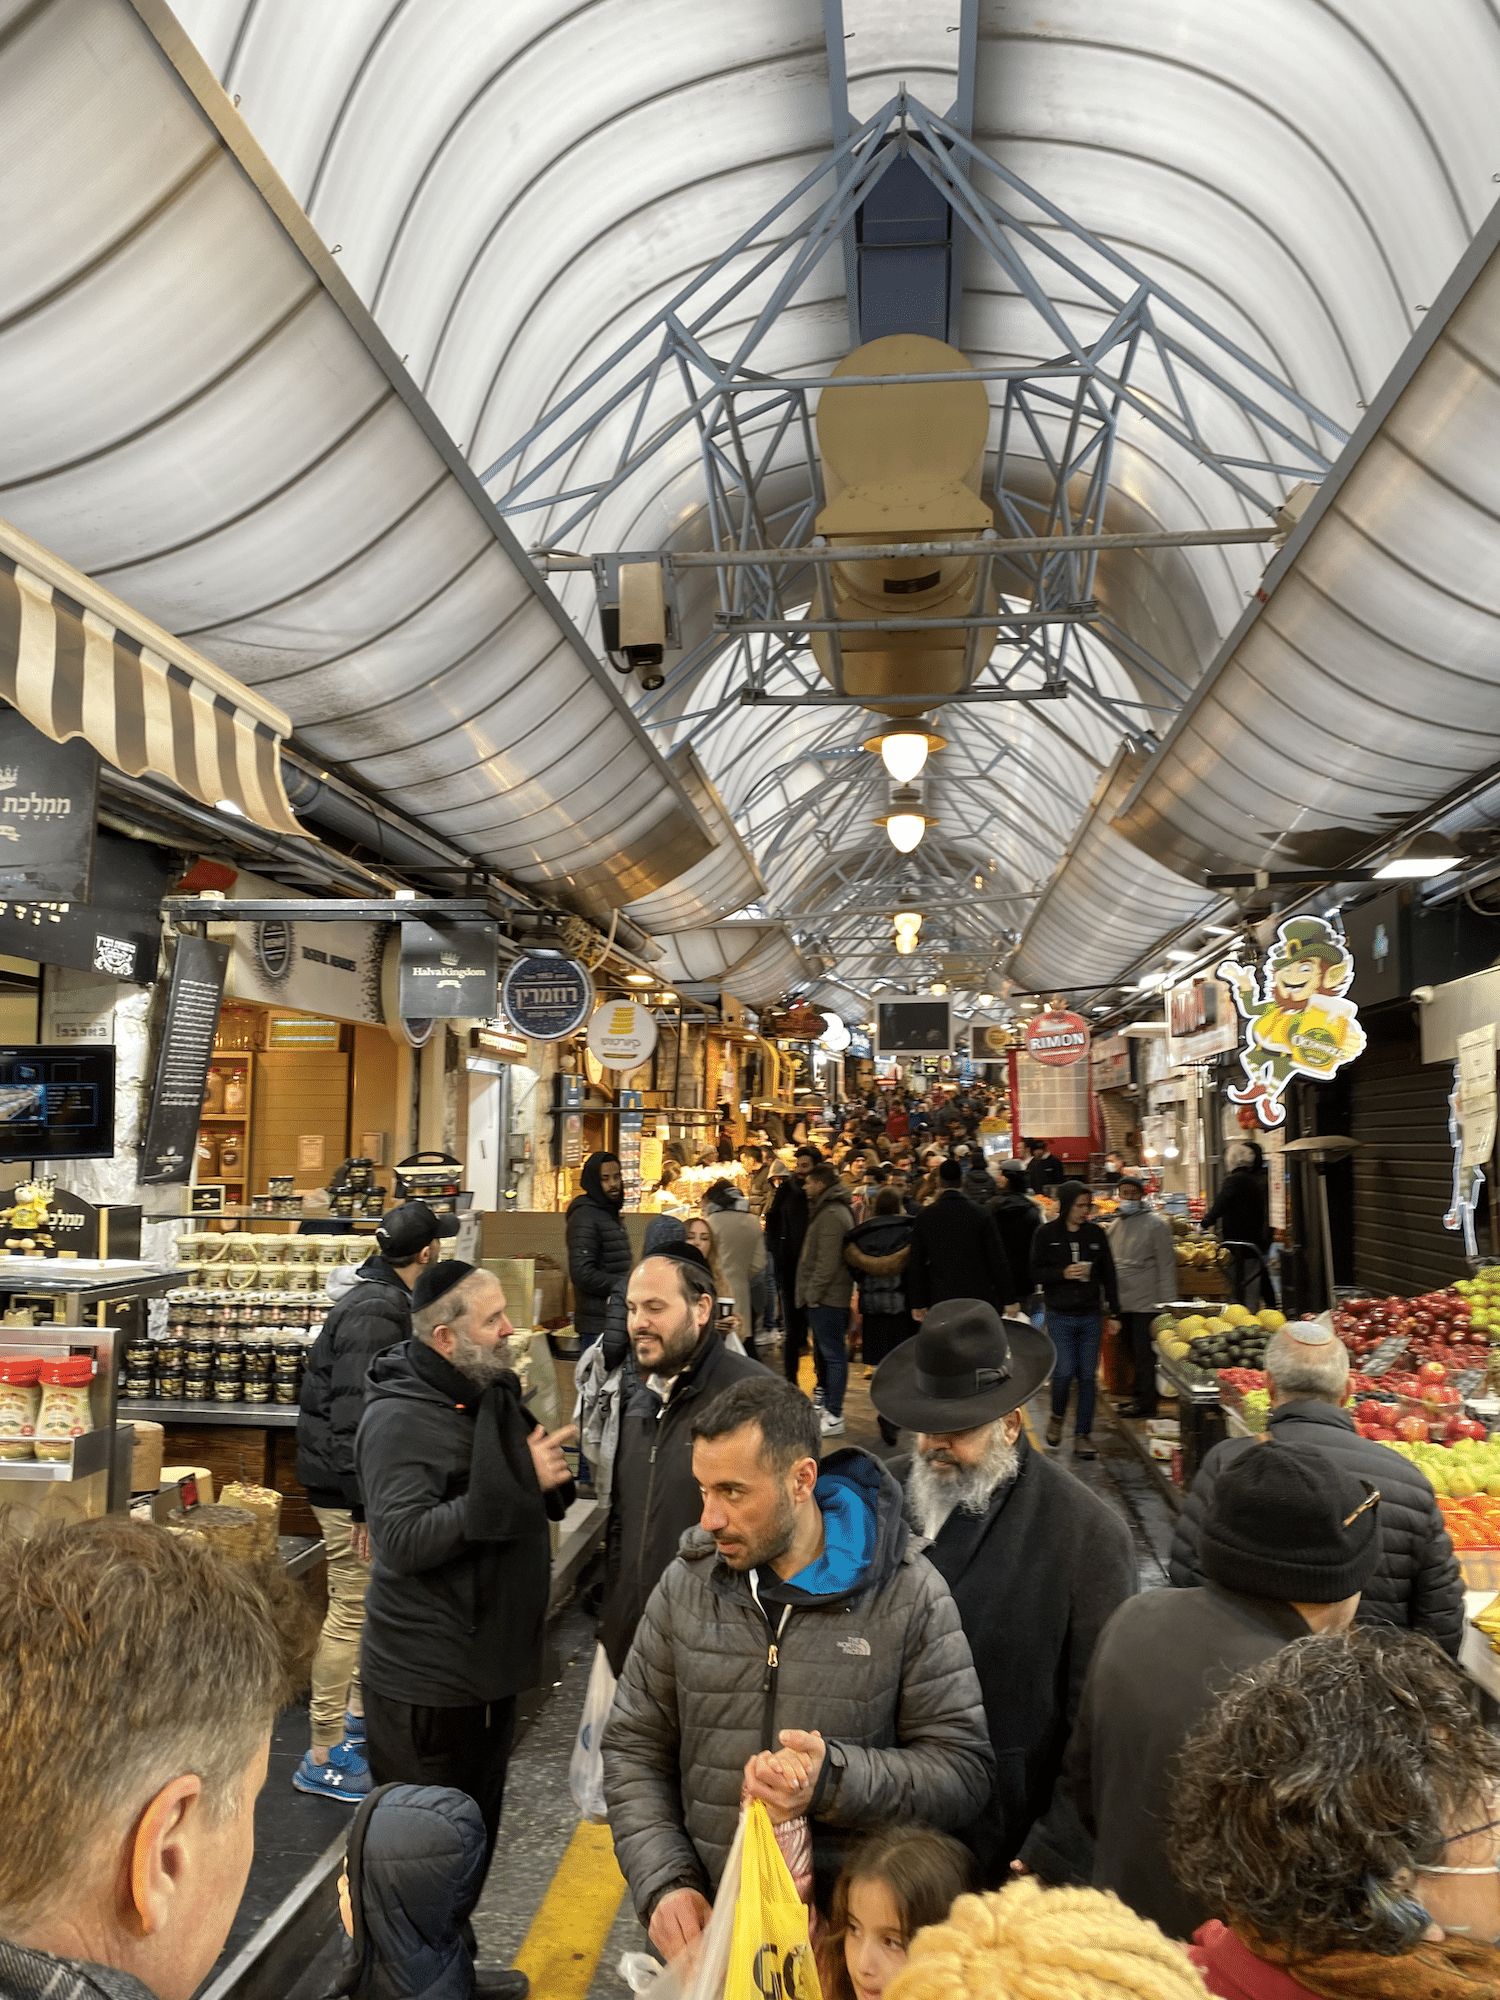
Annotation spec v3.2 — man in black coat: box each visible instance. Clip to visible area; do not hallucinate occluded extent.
[907,1160,1020,1320]
[872,1300,1136,1885]
[356,1259,577,1988]
[295,1199,458,1799]
[765,1144,820,1386]
[1063,1442,1383,1940]
[566,1151,631,1348]
[1168,1319,1464,1655]
[598,1249,767,1673]
[1022,1137,1064,1192]
[1200,1141,1270,1308]
[987,1164,1041,1312]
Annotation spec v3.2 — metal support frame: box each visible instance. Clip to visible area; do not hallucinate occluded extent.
[478,87,1346,1000]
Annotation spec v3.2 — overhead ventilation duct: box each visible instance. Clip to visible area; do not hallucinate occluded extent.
[812,334,997,718]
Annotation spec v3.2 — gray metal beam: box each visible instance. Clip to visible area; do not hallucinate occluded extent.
[537,526,1275,571]
[823,0,861,347]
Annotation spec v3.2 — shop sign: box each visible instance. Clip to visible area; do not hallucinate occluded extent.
[1219,916,1366,1129]
[398,919,499,1021]
[977,1024,1012,1060]
[1090,1032,1131,1090]
[265,1014,341,1050]
[1164,974,1238,1067]
[218,873,386,1025]
[1024,1009,1090,1067]
[472,1022,529,1062]
[1447,1025,1496,1256]
[0,712,100,901]
[585,999,658,1070]
[139,934,230,1184]
[502,954,594,1041]
[849,1027,872,1058]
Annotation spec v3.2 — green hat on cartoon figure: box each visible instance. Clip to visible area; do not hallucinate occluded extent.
[1268,918,1351,971]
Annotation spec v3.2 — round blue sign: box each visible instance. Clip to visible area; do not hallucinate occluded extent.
[501,954,594,1042]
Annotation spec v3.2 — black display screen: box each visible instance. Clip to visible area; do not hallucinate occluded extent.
[876,1001,952,1054]
[0,1047,116,1161]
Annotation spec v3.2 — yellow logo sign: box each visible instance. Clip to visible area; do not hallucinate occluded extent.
[609,1006,636,1035]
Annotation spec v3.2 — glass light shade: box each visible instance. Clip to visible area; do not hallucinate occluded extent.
[895,935,917,955]
[886,813,926,852]
[879,733,930,784]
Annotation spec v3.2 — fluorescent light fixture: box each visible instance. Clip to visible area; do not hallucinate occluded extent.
[659,990,678,1002]
[394,888,418,900]
[1376,831,1462,879]
[624,971,653,984]
[214,798,245,817]
[1205,924,1237,938]
[1165,948,1194,963]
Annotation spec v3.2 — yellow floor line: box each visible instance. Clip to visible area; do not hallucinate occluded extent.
[1020,1401,1040,1447]
[512,1818,626,2000]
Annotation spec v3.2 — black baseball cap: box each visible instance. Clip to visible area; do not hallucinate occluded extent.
[376,1200,460,1261]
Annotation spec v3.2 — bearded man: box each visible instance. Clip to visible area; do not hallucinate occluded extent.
[597,1250,768,1674]
[355,1260,578,2000]
[872,1300,1137,1885]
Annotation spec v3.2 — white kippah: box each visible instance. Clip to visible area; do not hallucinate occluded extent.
[1288,1310,1337,1346]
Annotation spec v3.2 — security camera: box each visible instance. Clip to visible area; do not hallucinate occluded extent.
[632,654,665,691]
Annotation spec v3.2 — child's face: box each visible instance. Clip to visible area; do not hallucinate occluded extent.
[338,1864,353,1938]
[844,1877,908,2000]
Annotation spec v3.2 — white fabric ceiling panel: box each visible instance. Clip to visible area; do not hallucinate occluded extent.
[1009,747,1219,995]
[0,0,712,912]
[653,926,806,1010]
[624,749,765,935]
[1116,202,1500,883]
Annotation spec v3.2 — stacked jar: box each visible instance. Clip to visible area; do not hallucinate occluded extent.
[33,1358,95,1461]
[0,1355,42,1460]
[121,1333,155,1403]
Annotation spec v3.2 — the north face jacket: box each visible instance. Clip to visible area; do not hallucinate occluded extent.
[1168,1399,1465,1657]
[602,1448,994,1923]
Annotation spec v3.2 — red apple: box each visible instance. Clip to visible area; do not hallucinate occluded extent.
[1419,1361,1447,1385]
[1369,1427,1400,1441]
[1395,1416,1431,1441]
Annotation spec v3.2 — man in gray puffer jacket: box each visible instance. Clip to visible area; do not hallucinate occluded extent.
[602,1376,993,1961]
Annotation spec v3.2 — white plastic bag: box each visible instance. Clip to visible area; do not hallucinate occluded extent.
[568,1643,617,1824]
[615,1809,748,2000]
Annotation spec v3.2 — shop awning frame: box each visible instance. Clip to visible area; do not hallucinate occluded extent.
[0,515,302,840]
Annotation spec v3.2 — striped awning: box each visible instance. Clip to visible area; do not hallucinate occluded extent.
[0,516,301,838]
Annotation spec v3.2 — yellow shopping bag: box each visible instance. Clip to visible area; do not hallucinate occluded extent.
[724,1803,823,2000]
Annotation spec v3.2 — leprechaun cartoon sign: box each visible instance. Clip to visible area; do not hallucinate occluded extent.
[1218,916,1366,1129]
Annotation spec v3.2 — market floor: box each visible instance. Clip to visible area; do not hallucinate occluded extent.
[242,1351,1178,2000]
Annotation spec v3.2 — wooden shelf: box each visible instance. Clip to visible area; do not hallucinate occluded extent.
[201,1113,248,1123]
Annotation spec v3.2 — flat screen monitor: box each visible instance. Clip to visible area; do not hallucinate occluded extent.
[876,1000,952,1054]
[0,1047,116,1161]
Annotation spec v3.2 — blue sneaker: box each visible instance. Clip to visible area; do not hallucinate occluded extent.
[342,1710,366,1752]
[292,1742,371,1802]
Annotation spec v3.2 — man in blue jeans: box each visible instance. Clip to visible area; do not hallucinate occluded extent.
[1030,1182,1120,1460]
[794,1162,855,1437]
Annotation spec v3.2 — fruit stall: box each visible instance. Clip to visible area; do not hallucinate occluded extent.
[1150,1302,1290,1483]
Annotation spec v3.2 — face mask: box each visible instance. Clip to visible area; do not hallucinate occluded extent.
[1117,1200,1143,1215]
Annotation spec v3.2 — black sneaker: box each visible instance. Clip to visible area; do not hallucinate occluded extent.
[476,1975,530,2000]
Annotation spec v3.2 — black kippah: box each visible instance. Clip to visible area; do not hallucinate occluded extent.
[411,1258,478,1314]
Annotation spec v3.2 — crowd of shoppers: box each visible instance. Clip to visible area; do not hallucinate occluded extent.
[17,1107,1500,2000]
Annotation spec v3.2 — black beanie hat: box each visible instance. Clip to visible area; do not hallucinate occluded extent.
[1199,1443,1381,1602]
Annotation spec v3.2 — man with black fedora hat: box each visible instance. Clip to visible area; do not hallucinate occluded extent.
[1062,1440,1383,1939]
[871,1299,1136,1885]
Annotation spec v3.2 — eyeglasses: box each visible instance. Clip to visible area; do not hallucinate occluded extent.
[1416,1814,1500,1876]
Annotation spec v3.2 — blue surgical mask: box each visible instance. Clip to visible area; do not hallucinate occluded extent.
[1117,1200,1144,1215]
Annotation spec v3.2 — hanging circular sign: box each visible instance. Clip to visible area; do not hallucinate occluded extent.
[819,1014,851,1053]
[501,955,595,1041]
[585,999,658,1070]
[979,1025,1012,1056]
[1025,1009,1091,1067]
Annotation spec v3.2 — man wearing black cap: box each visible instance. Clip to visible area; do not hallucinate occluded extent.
[356,1259,577,2000]
[906,1158,1020,1330]
[293,1199,458,1802]
[1062,1442,1383,1939]
[871,1300,1136,1883]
